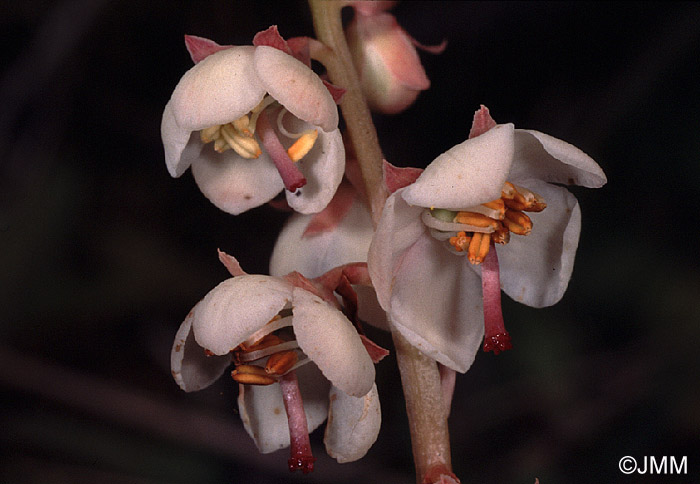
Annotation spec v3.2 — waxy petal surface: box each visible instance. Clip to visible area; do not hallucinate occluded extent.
[510,129,607,188]
[238,363,330,453]
[389,233,484,373]
[171,305,231,392]
[192,275,293,355]
[254,46,338,132]
[487,179,581,307]
[191,146,284,215]
[324,383,381,463]
[401,124,515,210]
[291,287,374,397]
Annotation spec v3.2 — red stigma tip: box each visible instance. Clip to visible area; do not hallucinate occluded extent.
[288,455,315,474]
[483,332,512,355]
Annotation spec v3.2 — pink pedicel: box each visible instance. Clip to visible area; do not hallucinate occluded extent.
[279,371,316,473]
[480,245,513,355]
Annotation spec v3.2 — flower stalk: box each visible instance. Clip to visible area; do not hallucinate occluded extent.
[308,2,456,482]
[308,0,386,224]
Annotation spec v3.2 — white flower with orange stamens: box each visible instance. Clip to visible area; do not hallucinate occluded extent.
[161,29,344,215]
[170,253,380,472]
[368,106,606,373]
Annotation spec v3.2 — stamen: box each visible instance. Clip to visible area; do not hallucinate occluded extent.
[235,340,300,363]
[503,210,532,235]
[257,110,307,192]
[239,333,284,352]
[232,115,252,136]
[501,181,516,199]
[286,130,318,162]
[480,245,512,355]
[454,211,500,231]
[467,232,491,265]
[265,350,299,376]
[231,365,277,385]
[219,123,262,158]
[279,371,316,473]
[200,125,221,143]
[243,315,293,348]
[491,224,510,245]
[448,231,470,252]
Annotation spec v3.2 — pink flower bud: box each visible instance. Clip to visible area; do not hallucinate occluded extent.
[346,12,439,114]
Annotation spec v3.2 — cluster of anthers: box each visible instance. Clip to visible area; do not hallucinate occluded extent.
[228,309,304,386]
[200,96,319,192]
[424,181,546,264]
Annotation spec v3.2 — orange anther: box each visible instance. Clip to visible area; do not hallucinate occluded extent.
[449,231,471,252]
[265,350,299,376]
[287,130,318,162]
[503,198,529,211]
[503,210,532,235]
[492,223,510,245]
[467,232,491,265]
[239,333,285,352]
[232,365,277,386]
[454,211,499,230]
[501,182,516,199]
[482,199,506,219]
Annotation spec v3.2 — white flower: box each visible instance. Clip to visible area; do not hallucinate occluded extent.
[368,107,606,373]
[161,35,344,215]
[171,269,380,471]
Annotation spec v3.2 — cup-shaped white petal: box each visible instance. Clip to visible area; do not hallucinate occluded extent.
[170,46,265,130]
[388,233,485,373]
[324,383,381,463]
[487,179,581,307]
[510,129,607,188]
[191,147,285,215]
[162,46,266,178]
[192,275,293,355]
[291,287,374,397]
[368,189,426,310]
[171,305,231,392]
[270,198,375,279]
[401,124,515,210]
[238,363,330,453]
[285,127,345,214]
[253,46,338,133]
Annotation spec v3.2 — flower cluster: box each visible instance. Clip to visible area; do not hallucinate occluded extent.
[162,12,606,482]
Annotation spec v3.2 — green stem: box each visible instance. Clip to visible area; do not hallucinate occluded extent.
[307,0,386,225]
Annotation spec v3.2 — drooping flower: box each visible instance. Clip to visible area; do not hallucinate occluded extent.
[171,253,380,472]
[161,28,344,215]
[368,106,607,372]
[346,3,446,114]
[270,155,388,329]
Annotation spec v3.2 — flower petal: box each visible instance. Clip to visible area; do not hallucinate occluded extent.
[401,124,515,210]
[291,287,374,397]
[254,46,338,132]
[367,189,427,310]
[238,363,330,453]
[389,233,484,373]
[270,197,388,330]
[510,129,607,188]
[285,127,344,214]
[191,146,285,215]
[169,46,265,130]
[161,102,203,178]
[324,383,381,463]
[192,275,293,355]
[488,180,581,307]
[270,197,374,279]
[171,304,231,392]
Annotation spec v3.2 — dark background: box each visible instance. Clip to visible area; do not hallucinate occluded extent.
[1,1,699,483]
